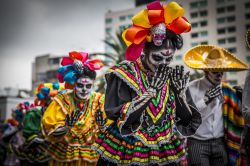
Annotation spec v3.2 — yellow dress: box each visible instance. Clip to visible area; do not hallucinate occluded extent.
[42,90,105,166]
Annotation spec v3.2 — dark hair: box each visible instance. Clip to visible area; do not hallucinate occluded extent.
[143,29,183,55]
[78,66,96,80]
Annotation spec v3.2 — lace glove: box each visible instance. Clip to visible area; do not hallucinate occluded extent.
[170,65,190,97]
[95,110,107,131]
[204,85,222,105]
[52,110,82,136]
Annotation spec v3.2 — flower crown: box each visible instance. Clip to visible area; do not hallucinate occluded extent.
[57,51,103,89]
[122,1,191,61]
[34,82,64,106]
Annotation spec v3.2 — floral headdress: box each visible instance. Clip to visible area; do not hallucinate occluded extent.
[57,51,103,89]
[12,102,31,123]
[34,82,64,106]
[122,1,191,61]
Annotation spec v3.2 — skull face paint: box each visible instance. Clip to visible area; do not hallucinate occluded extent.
[145,39,175,72]
[74,76,94,100]
[206,71,224,85]
[151,23,166,46]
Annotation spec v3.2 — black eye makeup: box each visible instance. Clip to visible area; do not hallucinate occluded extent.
[152,54,163,61]
[86,84,92,89]
[77,83,84,88]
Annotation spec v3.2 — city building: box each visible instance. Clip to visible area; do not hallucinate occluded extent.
[0,88,34,121]
[32,54,63,94]
[104,0,250,86]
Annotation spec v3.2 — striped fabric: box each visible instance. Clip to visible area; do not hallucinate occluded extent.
[222,83,246,166]
[93,61,186,165]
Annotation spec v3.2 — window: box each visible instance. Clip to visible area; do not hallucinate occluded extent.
[228,26,236,33]
[38,73,47,82]
[246,13,250,19]
[105,27,112,33]
[227,6,235,12]
[190,2,198,9]
[246,2,250,9]
[105,18,112,24]
[127,15,133,20]
[200,21,207,27]
[228,72,236,75]
[247,55,250,62]
[218,28,226,34]
[48,58,60,65]
[227,16,235,22]
[175,55,182,61]
[217,0,224,3]
[228,37,236,43]
[228,47,237,53]
[247,56,250,62]
[246,24,250,29]
[47,70,57,80]
[200,1,207,7]
[191,12,198,18]
[190,1,207,9]
[192,22,198,28]
[119,16,126,21]
[191,42,199,47]
[119,25,128,31]
[200,10,208,17]
[217,17,225,24]
[200,31,208,37]
[217,7,225,14]
[228,80,237,86]
[191,33,198,38]
[218,38,226,44]
[201,41,208,44]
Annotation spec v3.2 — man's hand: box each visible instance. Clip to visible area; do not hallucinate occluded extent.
[170,65,190,95]
[204,85,222,105]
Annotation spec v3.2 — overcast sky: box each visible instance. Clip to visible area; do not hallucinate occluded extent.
[0,0,134,90]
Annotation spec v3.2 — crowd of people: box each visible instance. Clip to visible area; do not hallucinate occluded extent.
[0,1,250,166]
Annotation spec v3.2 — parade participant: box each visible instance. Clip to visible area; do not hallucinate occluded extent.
[2,102,30,166]
[242,28,250,164]
[11,83,64,165]
[184,45,249,165]
[42,51,107,166]
[93,1,201,165]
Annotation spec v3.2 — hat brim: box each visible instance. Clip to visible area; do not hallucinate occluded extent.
[183,45,249,72]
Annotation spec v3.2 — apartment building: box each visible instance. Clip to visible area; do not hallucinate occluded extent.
[104,0,250,85]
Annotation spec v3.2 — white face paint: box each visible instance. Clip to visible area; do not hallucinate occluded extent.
[206,71,224,85]
[74,76,94,100]
[145,40,175,72]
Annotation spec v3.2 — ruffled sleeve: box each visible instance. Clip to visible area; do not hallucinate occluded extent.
[22,108,42,139]
[175,88,202,136]
[42,100,66,140]
[104,73,144,136]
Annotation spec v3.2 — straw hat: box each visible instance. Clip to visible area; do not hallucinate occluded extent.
[246,28,250,48]
[183,45,248,72]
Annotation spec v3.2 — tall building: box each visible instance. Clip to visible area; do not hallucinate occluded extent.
[32,54,63,94]
[104,0,250,86]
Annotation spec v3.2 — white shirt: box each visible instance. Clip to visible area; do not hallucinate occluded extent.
[188,77,224,140]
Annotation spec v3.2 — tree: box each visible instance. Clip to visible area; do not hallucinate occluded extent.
[91,31,127,92]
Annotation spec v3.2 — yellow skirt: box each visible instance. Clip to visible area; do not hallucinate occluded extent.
[48,159,97,166]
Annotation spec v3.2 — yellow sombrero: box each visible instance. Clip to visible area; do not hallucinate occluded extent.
[183,45,249,72]
[246,28,250,48]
